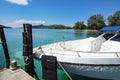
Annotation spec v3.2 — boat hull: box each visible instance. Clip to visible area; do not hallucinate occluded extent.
[61,63,120,80]
[33,47,120,80]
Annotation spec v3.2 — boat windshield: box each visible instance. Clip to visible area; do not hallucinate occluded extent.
[93,32,120,41]
[103,33,115,40]
[92,33,102,37]
[111,34,120,42]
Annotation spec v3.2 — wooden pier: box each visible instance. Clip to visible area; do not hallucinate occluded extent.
[0,68,34,80]
[0,24,58,80]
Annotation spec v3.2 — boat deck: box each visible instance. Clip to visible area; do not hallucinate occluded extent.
[33,36,120,66]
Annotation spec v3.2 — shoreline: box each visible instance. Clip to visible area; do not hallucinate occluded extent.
[4,28,99,32]
[74,29,98,32]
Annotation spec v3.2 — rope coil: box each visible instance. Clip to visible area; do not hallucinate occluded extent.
[24,55,33,65]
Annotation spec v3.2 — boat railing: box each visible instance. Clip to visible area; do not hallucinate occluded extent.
[76,51,80,57]
[46,50,120,58]
[75,51,120,58]
[116,52,119,58]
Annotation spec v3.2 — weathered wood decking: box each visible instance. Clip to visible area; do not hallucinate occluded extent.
[0,68,34,80]
[0,67,4,72]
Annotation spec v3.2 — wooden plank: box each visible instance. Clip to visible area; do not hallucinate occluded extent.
[0,68,34,80]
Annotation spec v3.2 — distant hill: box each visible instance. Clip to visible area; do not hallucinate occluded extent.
[32,24,49,29]
[32,24,72,29]
[0,24,11,28]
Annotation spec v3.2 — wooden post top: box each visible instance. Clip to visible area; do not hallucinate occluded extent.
[23,24,32,33]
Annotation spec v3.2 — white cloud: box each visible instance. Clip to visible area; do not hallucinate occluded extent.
[1,19,46,28]
[5,0,29,6]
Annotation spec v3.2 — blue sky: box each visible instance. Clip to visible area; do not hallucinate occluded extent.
[0,0,120,27]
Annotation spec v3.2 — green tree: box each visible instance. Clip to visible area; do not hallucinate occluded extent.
[108,10,120,26]
[73,21,86,29]
[87,14,106,30]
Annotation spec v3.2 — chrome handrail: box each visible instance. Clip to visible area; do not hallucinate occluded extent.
[116,52,119,58]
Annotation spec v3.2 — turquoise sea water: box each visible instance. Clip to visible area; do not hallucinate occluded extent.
[0,28,98,80]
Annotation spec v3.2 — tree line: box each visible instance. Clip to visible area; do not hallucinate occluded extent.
[32,24,72,29]
[0,10,120,29]
[73,10,120,30]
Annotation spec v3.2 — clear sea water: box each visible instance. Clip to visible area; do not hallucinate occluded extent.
[0,28,99,80]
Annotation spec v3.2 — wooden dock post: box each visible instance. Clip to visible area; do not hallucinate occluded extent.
[0,27,10,68]
[41,55,57,80]
[22,24,40,80]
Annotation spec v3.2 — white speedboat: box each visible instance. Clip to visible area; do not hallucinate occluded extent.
[33,26,120,80]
